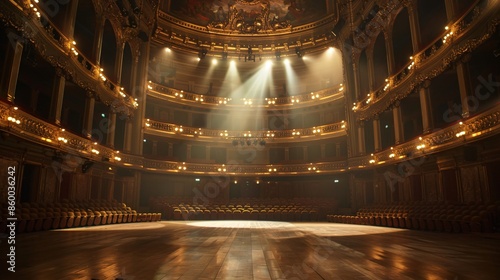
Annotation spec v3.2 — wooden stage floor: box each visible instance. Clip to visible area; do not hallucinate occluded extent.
[2,221,500,279]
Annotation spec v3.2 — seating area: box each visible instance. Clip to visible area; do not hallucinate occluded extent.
[150,197,337,221]
[327,201,500,233]
[1,199,161,234]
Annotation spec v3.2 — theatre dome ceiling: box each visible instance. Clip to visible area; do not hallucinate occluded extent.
[154,0,341,59]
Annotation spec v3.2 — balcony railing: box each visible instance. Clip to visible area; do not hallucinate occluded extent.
[352,0,493,120]
[1,100,499,176]
[1,0,138,113]
[144,119,347,142]
[147,82,345,108]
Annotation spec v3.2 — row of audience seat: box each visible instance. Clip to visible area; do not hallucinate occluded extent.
[150,197,338,221]
[327,201,500,233]
[1,199,161,234]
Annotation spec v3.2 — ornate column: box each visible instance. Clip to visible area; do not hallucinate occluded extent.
[82,92,95,138]
[373,116,382,151]
[50,70,66,125]
[384,31,396,75]
[357,121,366,156]
[1,39,23,102]
[444,0,458,21]
[456,55,473,119]
[419,80,434,133]
[407,2,421,53]
[168,143,173,157]
[393,103,404,144]
[63,0,79,38]
[366,47,376,92]
[285,147,289,161]
[123,119,133,152]
[352,61,362,100]
[206,146,211,161]
[152,140,158,156]
[106,110,117,147]
[186,144,192,160]
[115,41,125,85]
[131,41,151,155]
[93,15,105,64]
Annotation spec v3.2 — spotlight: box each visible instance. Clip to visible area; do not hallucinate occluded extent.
[198,49,207,59]
[275,50,281,61]
[245,47,255,62]
[295,47,303,58]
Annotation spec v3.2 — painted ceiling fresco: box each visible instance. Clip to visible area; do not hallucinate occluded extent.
[165,0,328,33]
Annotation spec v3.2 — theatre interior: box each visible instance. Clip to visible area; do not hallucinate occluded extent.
[1,0,500,279]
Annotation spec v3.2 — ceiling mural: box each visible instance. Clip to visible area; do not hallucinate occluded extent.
[166,0,328,33]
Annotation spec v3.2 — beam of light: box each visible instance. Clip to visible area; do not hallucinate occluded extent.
[210,60,275,131]
[284,57,299,96]
[301,47,343,89]
[220,59,241,98]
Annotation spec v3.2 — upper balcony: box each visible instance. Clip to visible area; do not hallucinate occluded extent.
[352,0,498,121]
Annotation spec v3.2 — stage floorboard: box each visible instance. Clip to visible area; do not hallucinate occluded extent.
[2,221,500,279]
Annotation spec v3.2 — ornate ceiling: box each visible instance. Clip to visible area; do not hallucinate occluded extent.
[164,0,328,33]
[155,0,340,58]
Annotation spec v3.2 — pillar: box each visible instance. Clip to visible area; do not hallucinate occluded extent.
[407,2,421,53]
[393,103,404,144]
[373,116,382,151]
[50,71,66,125]
[115,41,125,85]
[366,48,376,92]
[2,40,23,102]
[63,0,79,38]
[93,16,105,64]
[419,81,434,133]
[83,93,95,138]
[444,0,459,21]
[168,143,173,157]
[384,31,396,75]
[357,121,366,156]
[131,41,151,155]
[152,140,158,156]
[106,110,117,147]
[123,119,133,152]
[186,144,192,160]
[456,55,473,118]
